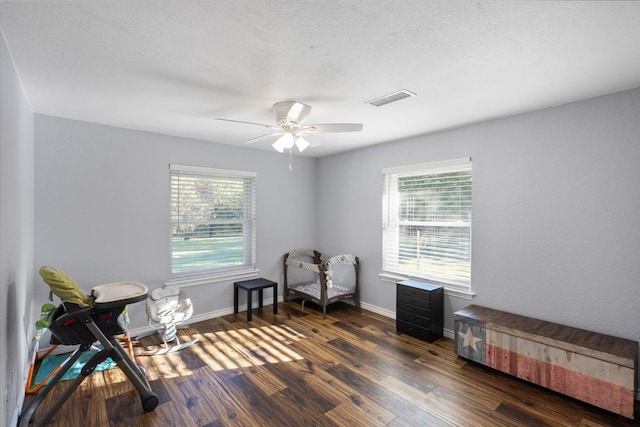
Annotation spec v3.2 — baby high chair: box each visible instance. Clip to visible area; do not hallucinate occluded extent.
[19,266,159,427]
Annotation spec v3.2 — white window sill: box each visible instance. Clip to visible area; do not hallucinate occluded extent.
[167,268,260,288]
[379,272,475,300]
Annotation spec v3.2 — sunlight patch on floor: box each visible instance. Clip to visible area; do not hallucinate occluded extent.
[142,324,306,378]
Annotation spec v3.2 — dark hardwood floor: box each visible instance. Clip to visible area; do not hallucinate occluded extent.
[25,301,639,426]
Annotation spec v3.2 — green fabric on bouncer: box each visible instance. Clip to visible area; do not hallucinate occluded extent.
[39,266,95,307]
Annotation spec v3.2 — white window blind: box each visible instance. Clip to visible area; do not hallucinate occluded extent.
[170,164,256,276]
[382,158,472,291]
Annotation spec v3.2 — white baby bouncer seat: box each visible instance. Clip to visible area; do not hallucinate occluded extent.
[141,285,198,355]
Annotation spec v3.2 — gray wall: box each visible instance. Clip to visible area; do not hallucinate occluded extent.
[0,31,34,427]
[33,115,318,328]
[317,88,640,353]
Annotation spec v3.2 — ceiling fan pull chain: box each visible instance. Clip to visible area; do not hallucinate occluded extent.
[288,149,293,171]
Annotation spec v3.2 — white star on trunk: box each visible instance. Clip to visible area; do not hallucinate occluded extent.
[458,326,482,352]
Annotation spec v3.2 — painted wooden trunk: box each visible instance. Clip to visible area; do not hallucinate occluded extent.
[454,305,638,419]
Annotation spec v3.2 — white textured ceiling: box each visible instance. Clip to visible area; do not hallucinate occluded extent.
[2,1,640,157]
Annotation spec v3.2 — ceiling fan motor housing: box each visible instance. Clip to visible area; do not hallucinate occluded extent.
[273,101,311,130]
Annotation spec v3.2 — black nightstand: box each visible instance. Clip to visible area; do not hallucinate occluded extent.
[396,279,443,342]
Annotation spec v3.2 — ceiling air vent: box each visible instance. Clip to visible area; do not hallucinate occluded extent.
[367,89,416,107]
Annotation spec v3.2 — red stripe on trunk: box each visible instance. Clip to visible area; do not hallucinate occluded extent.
[486,344,633,418]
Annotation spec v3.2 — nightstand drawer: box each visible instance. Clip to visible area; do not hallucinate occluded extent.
[397,302,430,318]
[397,292,431,307]
[397,310,430,328]
[397,284,432,301]
[397,320,437,342]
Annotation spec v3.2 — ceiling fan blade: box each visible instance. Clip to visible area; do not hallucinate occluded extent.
[242,132,281,145]
[302,123,363,133]
[215,117,277,129]
[286,102,312,124]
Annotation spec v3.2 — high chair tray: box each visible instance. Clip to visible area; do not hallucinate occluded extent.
[92,282,148,308]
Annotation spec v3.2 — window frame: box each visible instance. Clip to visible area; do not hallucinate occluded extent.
[381,158,473,298]
[168,164,258,286]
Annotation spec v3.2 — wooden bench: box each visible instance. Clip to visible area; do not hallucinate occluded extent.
[454,304,638,419]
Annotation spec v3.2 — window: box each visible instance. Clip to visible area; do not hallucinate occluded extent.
[170,164,256,277]
[382,158,472,293]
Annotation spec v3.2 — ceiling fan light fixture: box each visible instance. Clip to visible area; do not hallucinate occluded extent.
[272,132,294,153]
[294,136,310,152]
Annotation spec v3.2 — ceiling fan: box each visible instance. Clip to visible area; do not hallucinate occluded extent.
[215,101,363,153]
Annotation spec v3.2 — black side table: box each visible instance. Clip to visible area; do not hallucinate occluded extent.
[233,278,278,321]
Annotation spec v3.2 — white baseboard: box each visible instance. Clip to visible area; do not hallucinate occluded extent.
[359,301,394,318]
